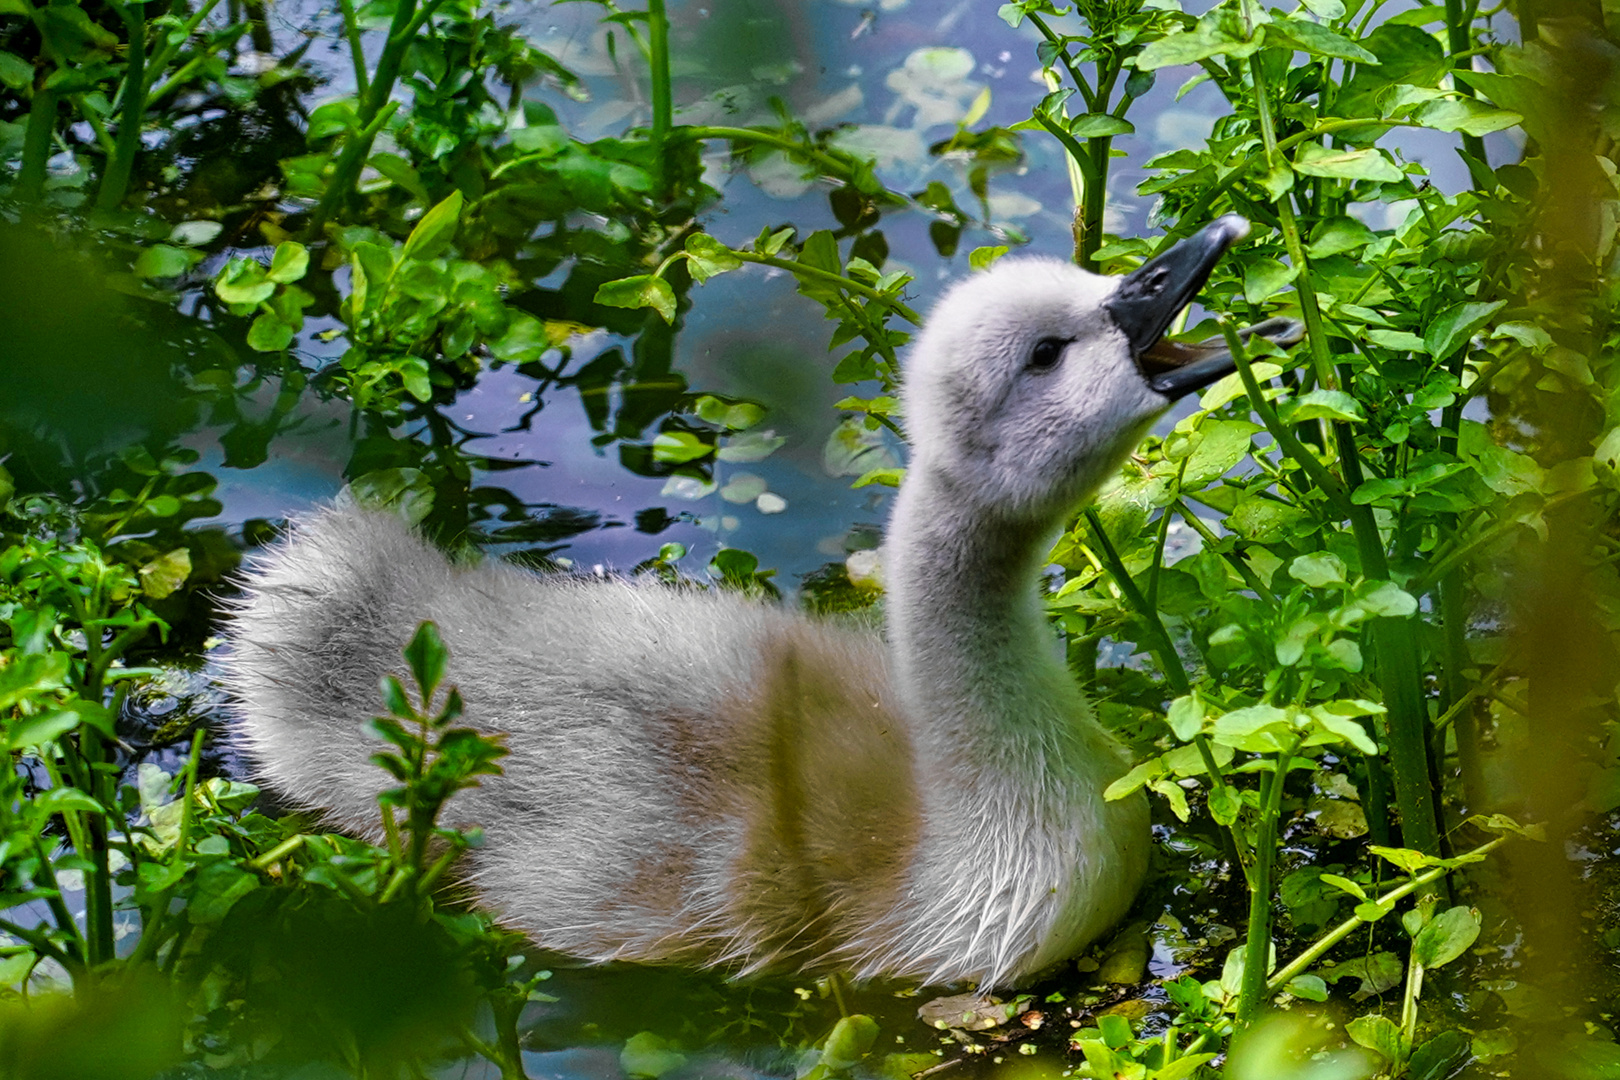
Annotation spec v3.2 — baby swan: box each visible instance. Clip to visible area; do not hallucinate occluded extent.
[224,215,1274,988]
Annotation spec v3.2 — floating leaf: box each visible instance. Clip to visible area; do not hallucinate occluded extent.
[969,245,1009,270]
[134,244,196,279]
[267,241,309,284]
[651,431,713,465]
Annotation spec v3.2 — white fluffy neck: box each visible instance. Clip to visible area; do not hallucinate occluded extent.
[883,464,1087,769]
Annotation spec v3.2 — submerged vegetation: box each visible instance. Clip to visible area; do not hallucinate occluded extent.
[0,0,1616,1075]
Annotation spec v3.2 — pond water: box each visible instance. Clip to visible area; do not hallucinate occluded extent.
[201,0,1492,582]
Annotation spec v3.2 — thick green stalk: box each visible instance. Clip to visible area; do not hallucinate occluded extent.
[647,0,671,192]
[18,77,56,202]
[96,0,148,212]
[1236,744,1296,1024]
[307,0,425,235]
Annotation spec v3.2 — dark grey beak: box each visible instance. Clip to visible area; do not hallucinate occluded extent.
[1105,215,1300,399]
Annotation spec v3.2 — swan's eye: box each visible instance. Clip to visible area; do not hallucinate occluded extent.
[1029,338,1067,371]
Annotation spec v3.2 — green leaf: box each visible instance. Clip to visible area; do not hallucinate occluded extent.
[1298,0,1345,16]
[1212,704,1294,753]
[368,151,433,201]
[1265,18,1378,62]
[37,786,105,814]
[1280,388,1365,423]
[0,653,70,712]
[403,621,449,703]
[246,312,295,352]
[1412,905,1481,968]
[214,258,275,305]
[1423,299,1505,359]
[1243,257,1297,303]
[1284,974,1328,1001]
[684,233,742,283]
[1409,1032,1470,1080]
[1136,12,1263,69]
[651,431,713,465]
[969,245,1009,270]
[139,547,192,599]
[1292,143,1404,183]
[1290,551,1347,588]
[1183,419,1261,486]
[187,862,258,923]
[0,51,31,91]
[820,1014,879,1071]
[134,244,197,279]
[1069,113,1134,138]
[1369,844,1430,873]
[401,189,464,261]
[1320,872,1367,900]
[1306,216,1375,258]
[1166,694,1205,740]
[1346,1014,1404,1064]
[1309,708,1379,754]
[595,275,677,323]
[8,709,87,750]
[1410,97,1521,136]
[267,241,310,284]
[1208,784,1242,825]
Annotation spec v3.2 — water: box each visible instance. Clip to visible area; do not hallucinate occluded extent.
[198,0,1502,583]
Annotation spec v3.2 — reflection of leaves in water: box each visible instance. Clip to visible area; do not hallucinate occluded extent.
[481,507,610,546]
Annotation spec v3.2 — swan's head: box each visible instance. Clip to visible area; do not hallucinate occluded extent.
[902,215,1292,523]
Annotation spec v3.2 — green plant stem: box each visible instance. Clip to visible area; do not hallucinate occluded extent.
[1237,739,1299,1024]
[1173,500,1278,605]
[1083,509,1233,803]
[143,0,228,90]
[1223,322,1351,515]
[30,838,85,964]
[680,127,866,187]
[647,0,670,192]
[1266,836,1506,991]
[308,0,435,235]
[248,834,308,871]
[18,76,56,201]
[1441,0,1487,167]
[730,251,921,324]
[338,0,372,101]
[1027,13,1095,107]
[96,0,148,212]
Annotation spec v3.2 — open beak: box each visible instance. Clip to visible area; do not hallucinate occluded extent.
[1105,214,1302,400]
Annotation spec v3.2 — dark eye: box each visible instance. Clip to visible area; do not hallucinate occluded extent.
[1029,338,1067,371]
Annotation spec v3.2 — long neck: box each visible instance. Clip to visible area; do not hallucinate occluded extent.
[884,464,1086,771]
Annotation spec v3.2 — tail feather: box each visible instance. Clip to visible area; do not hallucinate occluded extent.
[219,503,457,833]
